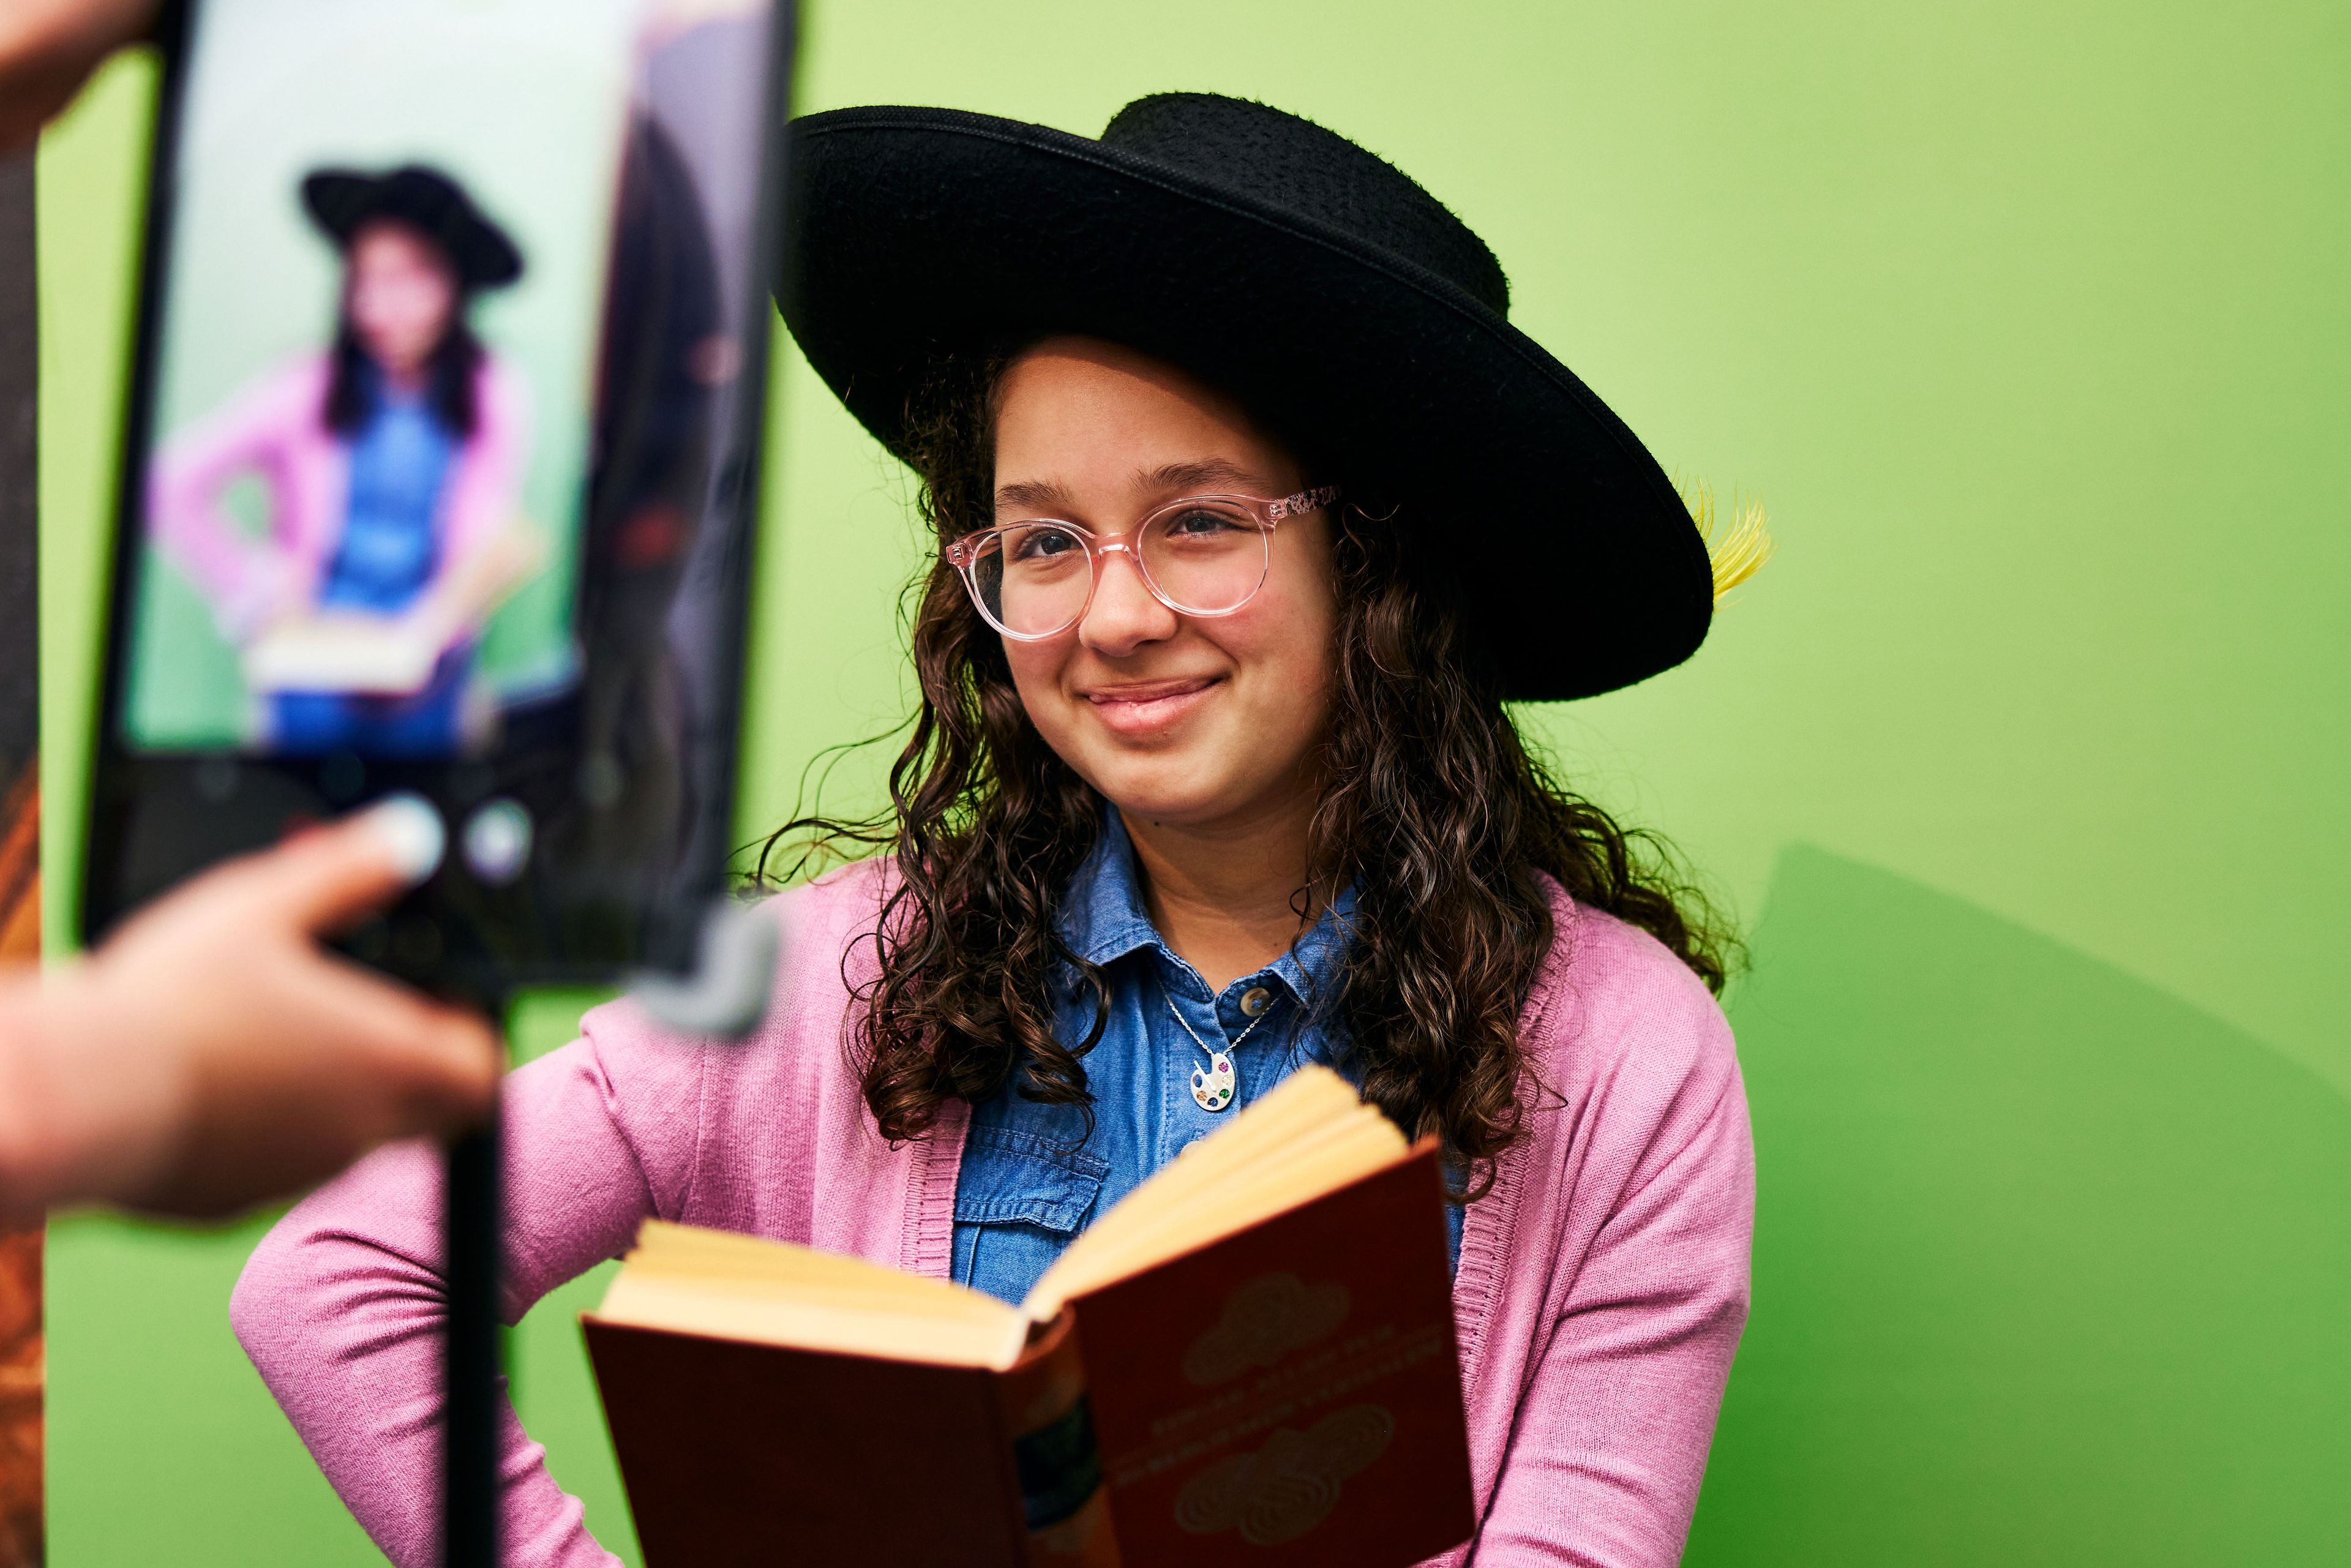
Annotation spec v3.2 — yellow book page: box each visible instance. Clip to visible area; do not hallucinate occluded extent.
[1133,1113,1406,1251]
[1024,1068,1408,1317]
[625,1221,930,1289]
[1026,1115,1405,1316]
[1063,1066,1367,1243]
[597,1274,1029,1368]
[1060,1073,1390,1259]
[618,1265,1006,1324]
[1045,1098,1392,1279]
[598,1223,1029,1368]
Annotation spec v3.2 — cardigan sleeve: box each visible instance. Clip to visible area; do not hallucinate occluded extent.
[148,361,320,634]
[230,1016,709,1568]
[1469,956,1756,1567]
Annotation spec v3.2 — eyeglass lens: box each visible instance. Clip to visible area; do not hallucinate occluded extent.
[968,501,1272,636]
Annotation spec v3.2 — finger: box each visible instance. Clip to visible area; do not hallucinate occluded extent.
[217,794,446,934]
[0,62,86,154]
[276,958,502,1127]
[7,0,160,59]
[386,1008,503,1133]
[0,0,159,150]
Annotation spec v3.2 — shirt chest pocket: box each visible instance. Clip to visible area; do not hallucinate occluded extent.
[952,1127,1109,1304]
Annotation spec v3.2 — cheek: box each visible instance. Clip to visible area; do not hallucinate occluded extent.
[1205,588,1338,762]
[1251,612,1338,726]
[418,283,457,335]
[391,285,437,336]
[355,278,444,342]
[1002,639,1076,732]
[352,287,405,340]
[1245,561,1341,704]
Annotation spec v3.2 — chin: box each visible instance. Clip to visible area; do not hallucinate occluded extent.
[1082,756,1226,827]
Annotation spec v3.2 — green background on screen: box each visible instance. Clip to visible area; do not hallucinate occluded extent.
[36,1,2351,1562]
[121,0,651,748]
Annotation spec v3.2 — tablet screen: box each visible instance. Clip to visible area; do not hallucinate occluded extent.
[86,0,790,980]
[125,0,773,760]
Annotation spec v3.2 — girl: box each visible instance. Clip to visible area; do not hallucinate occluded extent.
[152,163,531,755]
[236,95,1757,1566]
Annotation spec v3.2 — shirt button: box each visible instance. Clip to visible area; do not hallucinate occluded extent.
[1239,986,1273,1018]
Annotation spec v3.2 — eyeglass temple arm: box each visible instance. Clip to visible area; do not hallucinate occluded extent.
[1265,484,1343,522]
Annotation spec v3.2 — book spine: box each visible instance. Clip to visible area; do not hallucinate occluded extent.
[1002,1313,1122,1568]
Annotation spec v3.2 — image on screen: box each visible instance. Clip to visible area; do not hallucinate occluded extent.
[118,0,772,761]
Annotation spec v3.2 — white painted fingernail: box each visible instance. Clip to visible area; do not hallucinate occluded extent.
[363,793,446,883]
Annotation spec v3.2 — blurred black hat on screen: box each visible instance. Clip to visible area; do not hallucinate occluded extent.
[302,164,524,291]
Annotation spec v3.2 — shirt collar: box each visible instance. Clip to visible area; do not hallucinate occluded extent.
[1059,808,1164,968]
[1057,806,1359,1002]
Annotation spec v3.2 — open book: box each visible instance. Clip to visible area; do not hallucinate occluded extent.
[242,612,446,696]
[583,1065,1474,1568]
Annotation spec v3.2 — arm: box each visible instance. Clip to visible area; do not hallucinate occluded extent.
[1474,1000,1755,1567]
[230,1008,704,1568]
[0,800,494,1223]
[148,366,317,637]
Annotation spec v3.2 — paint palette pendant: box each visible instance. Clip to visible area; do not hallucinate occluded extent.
[1191,1050,1238,1112]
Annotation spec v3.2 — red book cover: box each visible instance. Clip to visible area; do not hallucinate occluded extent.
[585,1319,1035,1566]
[585,1308,1124,1567]
[1068,1144,1473,1568]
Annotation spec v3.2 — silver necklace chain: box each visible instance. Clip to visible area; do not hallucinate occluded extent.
[1169,997,1270,1114]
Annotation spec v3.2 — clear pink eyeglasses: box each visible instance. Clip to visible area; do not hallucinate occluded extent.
[944,485,1341,640]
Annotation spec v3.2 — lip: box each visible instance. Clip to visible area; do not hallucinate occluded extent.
[1079,675,1222,735]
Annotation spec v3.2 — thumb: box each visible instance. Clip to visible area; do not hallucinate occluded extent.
[226,793,447,936]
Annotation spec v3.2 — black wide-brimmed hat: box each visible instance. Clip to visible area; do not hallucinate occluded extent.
[301,164,525,291]
[779,93,1717,702]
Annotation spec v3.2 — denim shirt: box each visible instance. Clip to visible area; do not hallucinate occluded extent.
[321,383,456,614]
[951,811,1464,1305]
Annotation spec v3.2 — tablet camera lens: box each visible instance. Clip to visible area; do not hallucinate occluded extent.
[462,798,534,885]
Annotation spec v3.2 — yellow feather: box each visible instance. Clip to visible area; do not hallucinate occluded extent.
[1679,478,1775,606]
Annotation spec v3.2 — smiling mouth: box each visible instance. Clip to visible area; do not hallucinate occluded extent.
[1081,676,1222,730]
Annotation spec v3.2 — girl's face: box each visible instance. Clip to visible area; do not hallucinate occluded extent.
[345,221,459,377]
[992,337,1341,833]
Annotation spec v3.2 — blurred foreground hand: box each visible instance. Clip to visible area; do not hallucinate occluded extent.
[0,0,156,152]
[0,800,500,1222]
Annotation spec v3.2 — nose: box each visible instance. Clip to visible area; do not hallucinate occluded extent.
[1077,544,1179,657]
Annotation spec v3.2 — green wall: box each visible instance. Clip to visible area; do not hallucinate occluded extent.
[36,1,2350,1562]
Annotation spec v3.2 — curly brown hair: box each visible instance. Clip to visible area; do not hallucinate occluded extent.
[760,348,1733,1193]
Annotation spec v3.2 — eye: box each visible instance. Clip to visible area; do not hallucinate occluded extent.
[1007,524,1084,563]
[1163,506,1250,539]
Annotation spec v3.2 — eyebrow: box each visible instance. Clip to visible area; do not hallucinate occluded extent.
[993,458,1273,519]
[1138,458,1267,494]
[994,478,1076,516]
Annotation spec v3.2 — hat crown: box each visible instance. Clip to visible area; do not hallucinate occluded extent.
[1100,93,1509,316]
[301,163,523,290]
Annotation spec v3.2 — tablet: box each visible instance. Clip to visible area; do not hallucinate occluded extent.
[81,0,795,1007]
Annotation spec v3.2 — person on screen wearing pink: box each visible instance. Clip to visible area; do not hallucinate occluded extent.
[237,96,1761,1566]
[151,165,533,757]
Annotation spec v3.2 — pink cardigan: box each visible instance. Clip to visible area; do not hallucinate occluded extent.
[149,354,528,634]
[232,863,1753,1567]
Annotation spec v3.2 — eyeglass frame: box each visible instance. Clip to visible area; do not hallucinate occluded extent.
[943,484,1344,642]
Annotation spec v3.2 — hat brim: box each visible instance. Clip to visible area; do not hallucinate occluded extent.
[779,105,1711,702]
[302,171,525,291]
